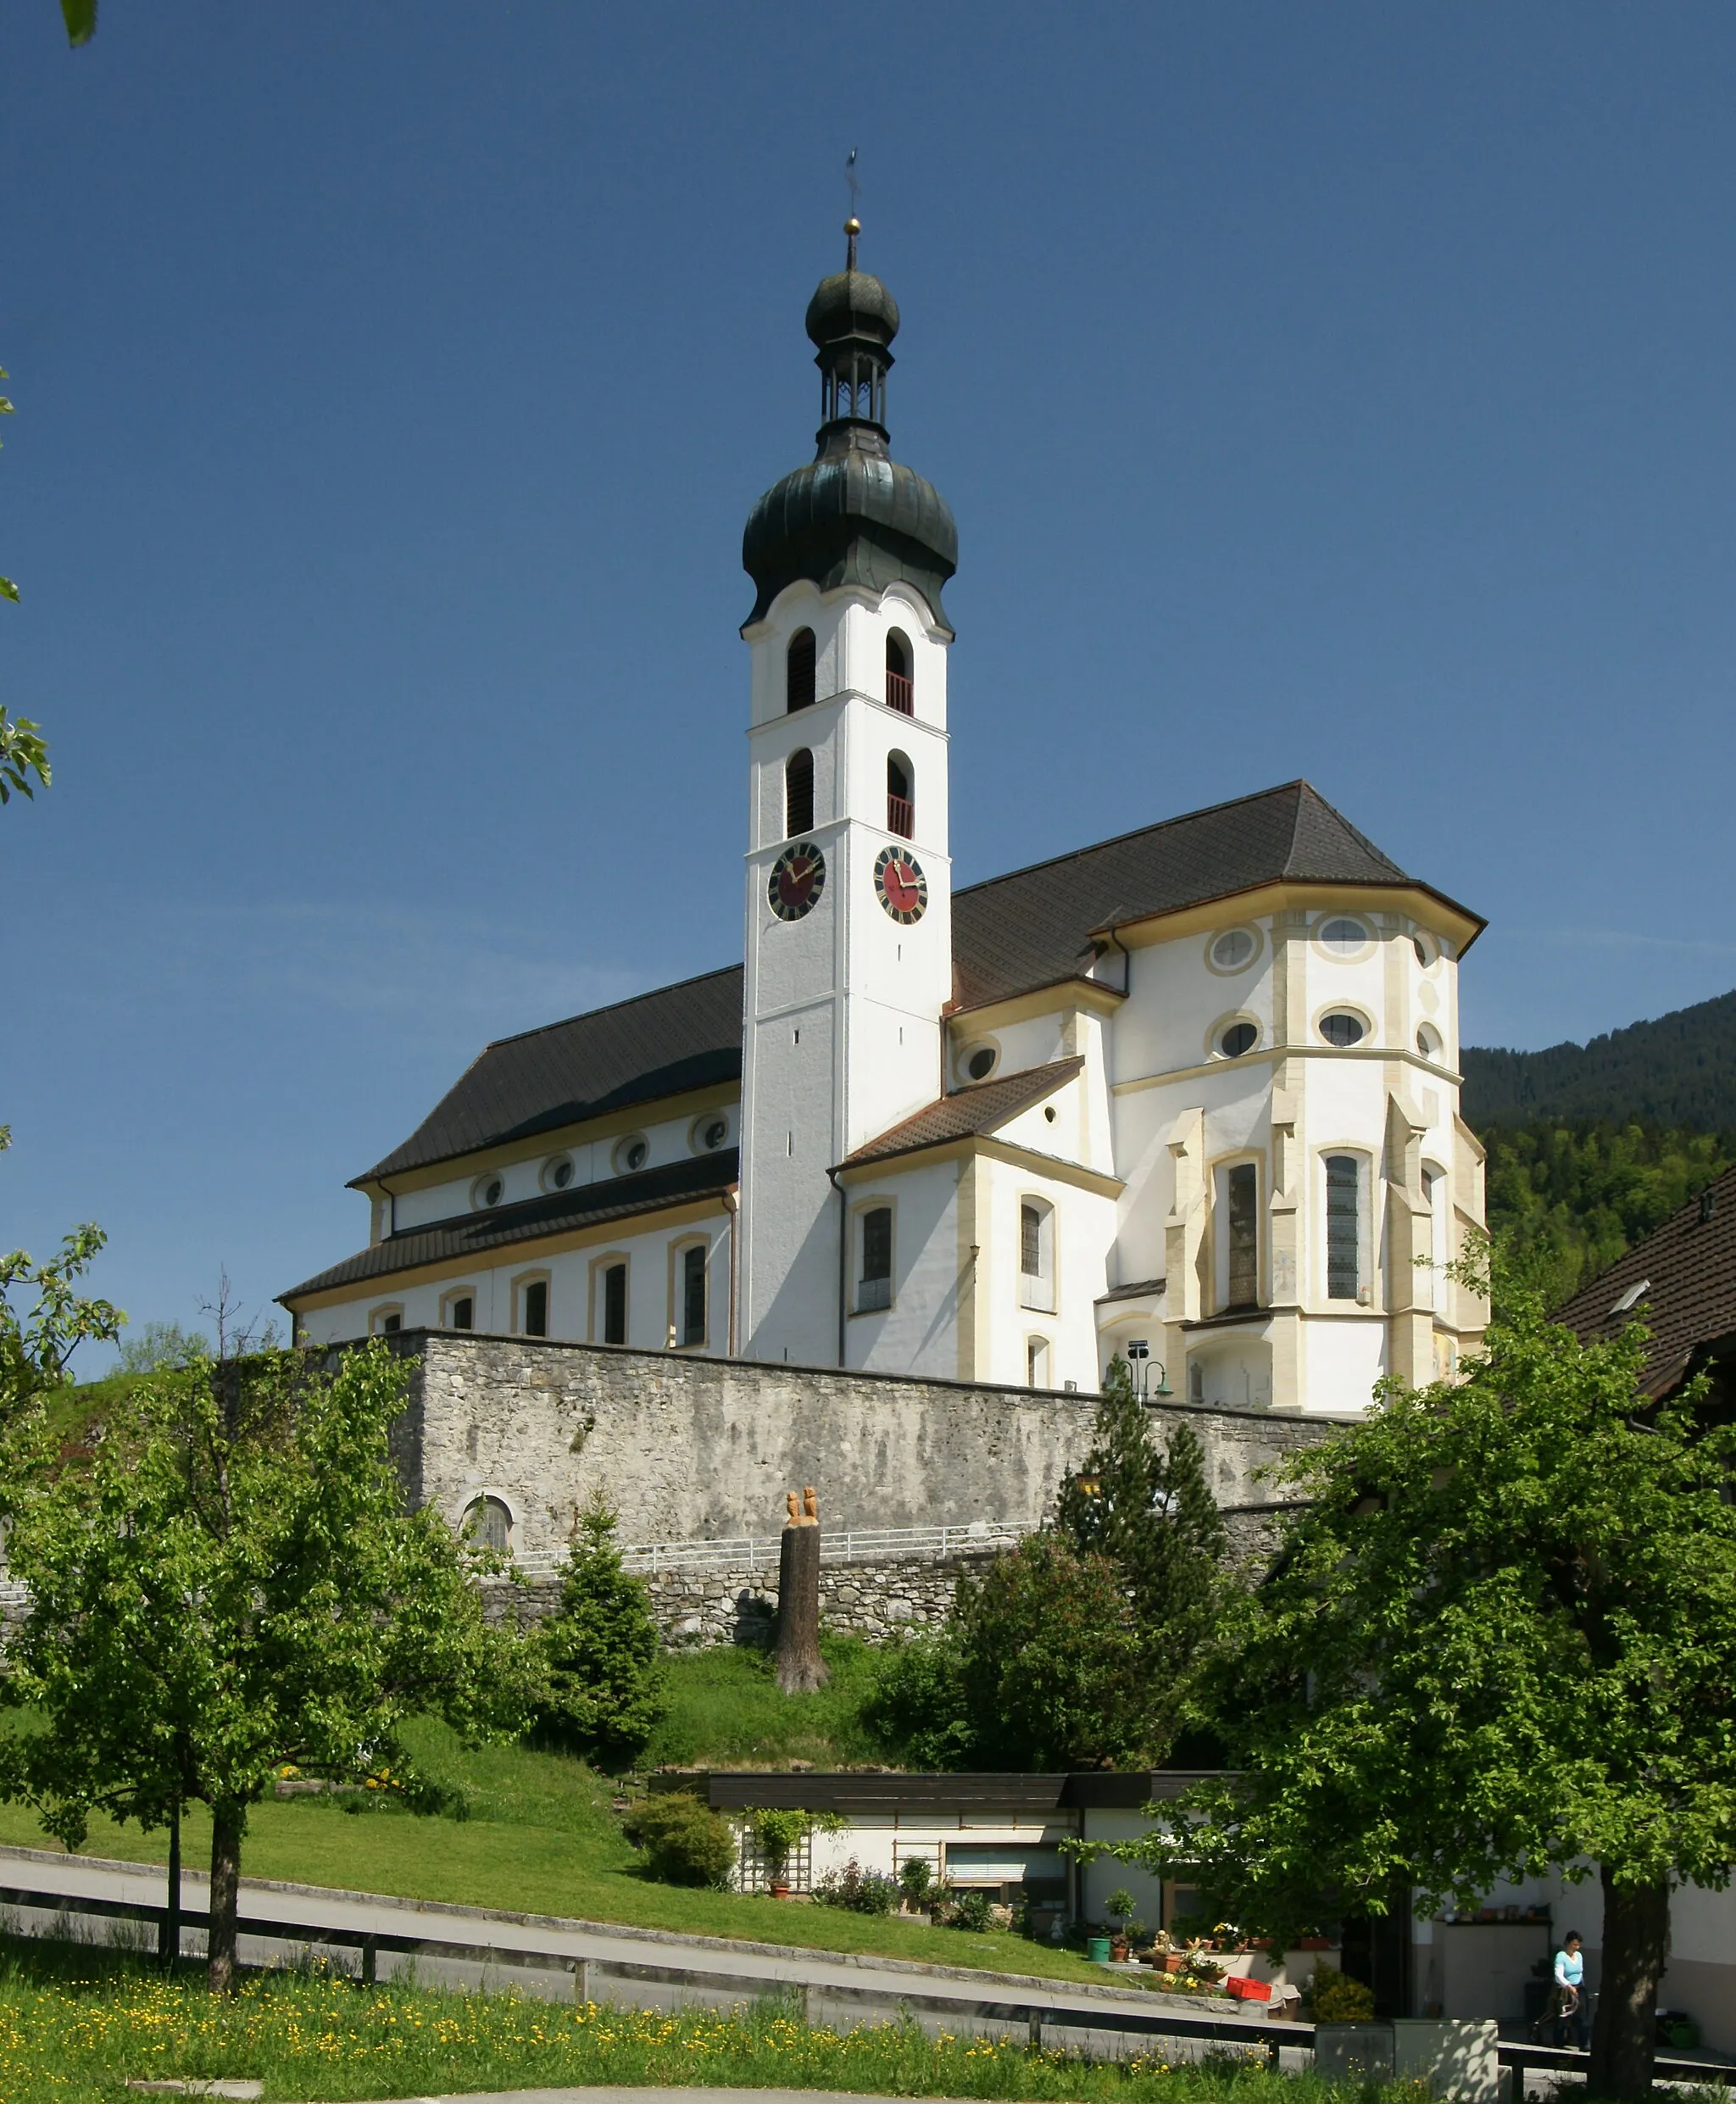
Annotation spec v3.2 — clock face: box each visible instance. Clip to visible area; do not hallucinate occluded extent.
[768,841,826,921]
[874,845,928,925]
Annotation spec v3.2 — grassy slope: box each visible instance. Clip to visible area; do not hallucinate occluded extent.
[0,1705,1121,1991]
[643,1633,891,1769]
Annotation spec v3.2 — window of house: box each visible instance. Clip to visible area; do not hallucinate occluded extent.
[1318,916,1372,957]
[1209,927,1259,971]
[1020,1199,1055,1313]
[886,753,914,839]
[885,630,913,714]
[680,1242,707,1347]
[370,1306,403,1337]
[1218,1020,1258,1058]
[1416,1021,1444,1061]
[1326,1155,1363,1301]
[1027,1337,1051,1389]
[602,1260,627,1345]
[784,747,815,837]
[693,1113,729,1153]
[1320,1010,1367,1048]
[787,627,816,711]
[471,1172,505,1210]
[462,1495,512,1554]
[857,1205,893,1312]
[1225,1161,1259,1308]
[614,1134,650,1175]
[520,1277,549,1338]
[542,1154,575,1192]
[445,1293,474,1331]
[960,1042,999,1083]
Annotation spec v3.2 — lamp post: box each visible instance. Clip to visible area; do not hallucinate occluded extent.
[1125,1339,1174,1401]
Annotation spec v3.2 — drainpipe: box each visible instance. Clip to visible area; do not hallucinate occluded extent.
[828,1166,848,1369]
[721,1189,739,1357]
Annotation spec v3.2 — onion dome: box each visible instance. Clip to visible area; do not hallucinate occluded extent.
[743,220,957,634]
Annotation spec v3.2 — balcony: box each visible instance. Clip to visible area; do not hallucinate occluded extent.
[886,670,914,715]
[887,793,914,839]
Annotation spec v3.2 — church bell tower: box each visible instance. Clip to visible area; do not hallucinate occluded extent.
[736,221,960,1366]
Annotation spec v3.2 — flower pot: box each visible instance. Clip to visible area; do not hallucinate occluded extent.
[1161,1954,1185,1974]
[1110,1939,1130,1963]
[769,1880,792,1900]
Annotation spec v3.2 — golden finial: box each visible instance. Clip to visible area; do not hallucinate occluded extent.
[844,216,860,237]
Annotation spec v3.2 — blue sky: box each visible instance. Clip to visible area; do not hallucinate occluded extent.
[4,2,1735,1360]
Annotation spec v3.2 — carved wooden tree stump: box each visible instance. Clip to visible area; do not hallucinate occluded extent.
[776,1485,828,1694]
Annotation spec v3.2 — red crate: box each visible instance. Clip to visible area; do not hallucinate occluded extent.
[1224,1974,1272,2001]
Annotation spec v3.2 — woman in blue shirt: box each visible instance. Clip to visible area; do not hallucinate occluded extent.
[1553,1931,1589,2049]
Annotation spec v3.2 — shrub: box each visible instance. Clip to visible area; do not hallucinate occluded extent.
[1304,1964,1376,2023]
[897,1855,934,1904]
[811,1858,899,1916]
[948,1889,993,1933]
[620,1790,736,1888]
[531,1500,666,1769]
[862,1634,977,1769]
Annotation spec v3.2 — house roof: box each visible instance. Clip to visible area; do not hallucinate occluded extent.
[837,1056,1085,1172]
[342,781,1471,1192]
[286,1149,738,1303]
[1555,1162,1736,1399]
[681,1769,1226,1814]
[949,778,1476,1012]
[354,966,744,1186]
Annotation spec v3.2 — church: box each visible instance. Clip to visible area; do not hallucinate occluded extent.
[282,226,1488,1417]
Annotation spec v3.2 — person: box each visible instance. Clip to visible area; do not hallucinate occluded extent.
[1552,1930,1590,2050]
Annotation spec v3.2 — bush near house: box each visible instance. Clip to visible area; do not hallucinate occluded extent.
[619,1790,735,1889]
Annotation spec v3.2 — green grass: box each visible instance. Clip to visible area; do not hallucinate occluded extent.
[0,1935,1338,2104]
[646,1634,893,1768]
[0,1718,1124,1991]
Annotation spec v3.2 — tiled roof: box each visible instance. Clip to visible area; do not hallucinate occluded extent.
[838,1056,1085,1171]
[344,782,1466,1190]
[287,1149,737,1301]
[949,779,1469,1012]
[354,966,743,1185]
[1555,1163,1736,1398]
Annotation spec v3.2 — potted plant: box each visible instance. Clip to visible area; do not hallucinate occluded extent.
[745,1806,843,1897]
[896,1855,935,1918]
[1105,1887,1137,1962]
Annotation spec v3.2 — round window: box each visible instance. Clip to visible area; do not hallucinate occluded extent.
[1210,927,1258,971]
[472,1173,505,1211]
[1411,932,1437,970]
[614,1135,650,1175]
[1218,1021,1258,1058]
[693,1116,729,1153]
[1319,916,1371,957]
[1320,1011,1366,1048]
[1416,1022,1444,1061]
[961,1044,999,1083]
[542,1155,575,1192]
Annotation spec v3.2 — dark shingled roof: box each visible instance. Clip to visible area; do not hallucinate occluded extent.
[949,778,1470,1013]
[1555,1163,1736,1399]
[839,1057,1085,1171]
[288,1149,739,1301]
[355,966,743,1186]
[346,782,1469,1190]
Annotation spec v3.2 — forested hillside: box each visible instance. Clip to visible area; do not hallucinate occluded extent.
[1463,988,1736,1131]
[1464,987,1736,1304]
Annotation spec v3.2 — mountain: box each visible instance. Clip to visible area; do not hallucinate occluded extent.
[1462,988,1736,1134]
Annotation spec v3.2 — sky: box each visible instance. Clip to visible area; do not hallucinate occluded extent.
[3,1,1735,1361]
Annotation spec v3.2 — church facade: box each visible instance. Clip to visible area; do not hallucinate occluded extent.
[283,229,1488,1416]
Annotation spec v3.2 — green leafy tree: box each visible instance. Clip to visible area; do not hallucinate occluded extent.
[116,1320,211,1375]
[0,1344,528,1992]
[954,1533,1149,1769]
[530,1500,665,1769]
[1054,1355,1228,1754]
[0,1134,122,1418]
[1107,1250,1736,2101]
[863,1631,978,1769]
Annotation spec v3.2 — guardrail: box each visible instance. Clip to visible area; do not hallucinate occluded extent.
[514,1517,1029,1579]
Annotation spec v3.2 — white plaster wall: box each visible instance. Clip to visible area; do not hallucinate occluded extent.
[1299,1314,1387,1414]
[1118,918,1277,1076]
[976,1156,1117,1393]
[843,1157,965,1378]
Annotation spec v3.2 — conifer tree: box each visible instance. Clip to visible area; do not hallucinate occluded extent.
[531,1500,666,1769]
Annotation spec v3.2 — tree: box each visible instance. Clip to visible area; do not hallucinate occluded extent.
[0,1135,122,1419]
[116,1320,210,1375]
[0,1343,528,1992]
[1106,1250,1736,2101]
[531,1499,665,1769]
[1054,1355,1229,1755]
[954,1533,1150,1769]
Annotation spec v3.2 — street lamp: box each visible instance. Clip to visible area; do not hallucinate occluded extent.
[1125,1339,1174,1401]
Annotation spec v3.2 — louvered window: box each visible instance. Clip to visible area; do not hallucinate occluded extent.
[787,628,816,712]
[785,748,814,837]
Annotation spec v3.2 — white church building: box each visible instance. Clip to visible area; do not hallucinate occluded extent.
[284,227,1488,1416]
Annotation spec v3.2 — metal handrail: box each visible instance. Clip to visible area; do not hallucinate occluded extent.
[512,1517,1027,1580]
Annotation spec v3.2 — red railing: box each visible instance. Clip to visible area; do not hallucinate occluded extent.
[885,670,913,715]
[887,793,914,839]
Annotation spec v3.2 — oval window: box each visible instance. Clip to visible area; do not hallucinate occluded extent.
[1416,1023,1444,1061]
[962,1044,998,1083]
[694,1115,729,1153]
[1320,1011,1366,1048]
[1411,932,1437,969]
[472,1173,505,1211]
[1210,928,1257,971]
[614,1135,650,1175]
[1219,1021,1258,1058]
[1319,916,1370,957]
[542,1155,575,1192]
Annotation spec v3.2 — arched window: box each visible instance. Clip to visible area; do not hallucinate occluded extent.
[1019,1198,1055,1313]
[1325,1155,1363,1302]
[887,752,914,839]
[885,630,913,715]
[787,628,816,712]
[785,748,814,838]
[463,1495,512,1554]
